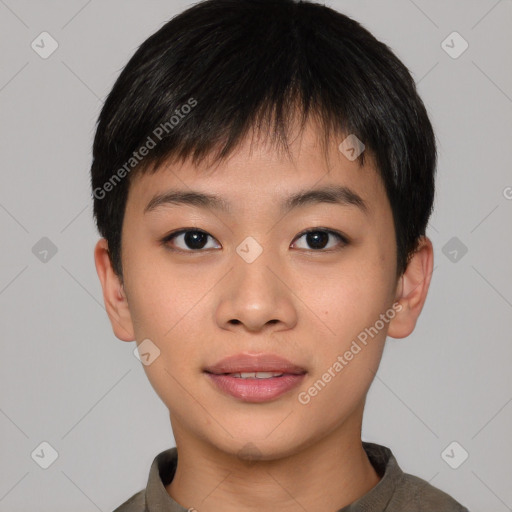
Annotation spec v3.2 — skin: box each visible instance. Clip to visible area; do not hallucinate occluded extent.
[95,118,433,512]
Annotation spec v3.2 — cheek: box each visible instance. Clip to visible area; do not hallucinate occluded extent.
[304,262,392,339]
[296,268,390,423]
[298,248,395,393]
[125,255,197,339]
[122,286,188,403]
[125,264,202,405]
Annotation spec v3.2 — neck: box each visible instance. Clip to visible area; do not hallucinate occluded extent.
[166,406,381,511]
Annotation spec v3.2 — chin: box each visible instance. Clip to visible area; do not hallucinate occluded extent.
[203,425,312,463]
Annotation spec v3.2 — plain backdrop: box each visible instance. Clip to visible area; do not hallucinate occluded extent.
[0,1,511,511]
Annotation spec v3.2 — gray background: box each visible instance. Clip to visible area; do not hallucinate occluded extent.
[0,0,511,510]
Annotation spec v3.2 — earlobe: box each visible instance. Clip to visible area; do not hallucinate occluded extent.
[387,236,434,339]
[93,238,135,342]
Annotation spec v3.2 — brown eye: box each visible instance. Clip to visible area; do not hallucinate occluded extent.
[291,229,348,251]
[162,229,221,251]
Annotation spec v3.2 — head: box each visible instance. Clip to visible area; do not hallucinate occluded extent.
[92,0,435,460]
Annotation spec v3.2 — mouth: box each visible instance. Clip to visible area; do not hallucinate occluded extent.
[204,352,307,375]
[220,371,287,379]
[203,353,307,403]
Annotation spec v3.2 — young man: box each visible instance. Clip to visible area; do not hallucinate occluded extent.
[91,0,469,510]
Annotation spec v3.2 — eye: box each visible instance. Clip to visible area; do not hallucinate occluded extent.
[291,228,348,251]
[161,229,221,252]
[160,227,348,253]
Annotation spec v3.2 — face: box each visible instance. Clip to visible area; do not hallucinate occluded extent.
[99,120,411,461]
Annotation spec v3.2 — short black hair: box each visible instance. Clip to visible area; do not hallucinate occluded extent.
[90,0,436,282]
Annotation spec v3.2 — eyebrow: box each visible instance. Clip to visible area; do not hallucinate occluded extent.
[144,184,369,216]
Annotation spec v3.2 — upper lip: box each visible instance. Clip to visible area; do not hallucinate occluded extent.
[204,353,307,375]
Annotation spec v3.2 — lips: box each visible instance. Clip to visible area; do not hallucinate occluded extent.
[204,353,307,403]
[203,353,307,375]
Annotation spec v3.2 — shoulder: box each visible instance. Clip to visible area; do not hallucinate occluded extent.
[112,489,146,512]
[392,472,469,511]
[110,447,178,512]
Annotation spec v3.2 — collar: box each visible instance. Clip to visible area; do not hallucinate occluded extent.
[144,442,402,511]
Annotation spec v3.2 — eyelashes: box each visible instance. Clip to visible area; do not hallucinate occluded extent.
[161,229,220,251]
[160,227,349,253]
[292,228,349,250]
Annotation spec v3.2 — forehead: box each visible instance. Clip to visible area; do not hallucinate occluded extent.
[126,119,388,219]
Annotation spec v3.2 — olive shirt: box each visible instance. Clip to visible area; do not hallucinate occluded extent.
[113,442,469,511]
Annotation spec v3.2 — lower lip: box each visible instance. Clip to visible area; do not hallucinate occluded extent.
[205,373,306,403]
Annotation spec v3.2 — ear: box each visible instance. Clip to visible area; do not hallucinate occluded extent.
[387,236,434,339]
[93,238,135,342]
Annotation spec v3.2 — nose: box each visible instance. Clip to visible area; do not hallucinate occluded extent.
[215,245,298,333]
